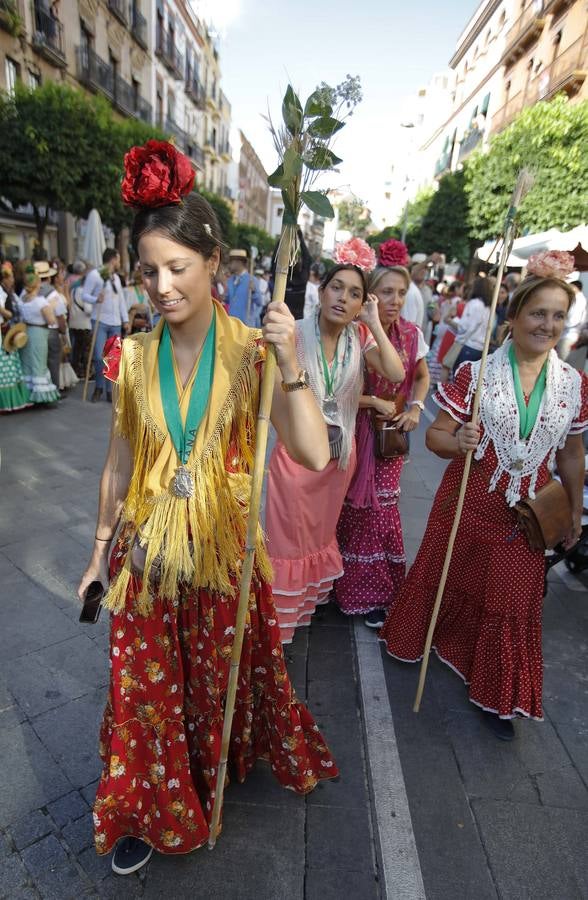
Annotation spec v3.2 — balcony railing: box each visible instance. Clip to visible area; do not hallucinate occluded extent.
[156,28,183,80]
[503,2,545,62]
[165,117,188,149]
[32,5,66,67]
[538,38,588,100]
[107,0,128,26]
[76,47,152,124]
[185,75,205,108]
[457,126,483,161]
[219,141,231,158]
[130,7,147,49]
[186,144,205,167]
[490,90,526,134]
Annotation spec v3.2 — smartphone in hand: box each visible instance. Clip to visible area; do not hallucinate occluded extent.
[79,580,104,624]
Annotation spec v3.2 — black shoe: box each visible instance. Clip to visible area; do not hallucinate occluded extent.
[91,388,103,403]
[482,711,516,742]
[364,608,387,629]
[112,836,153,876]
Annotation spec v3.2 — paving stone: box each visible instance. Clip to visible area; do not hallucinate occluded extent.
[31,690,105,789]
[0,722,71,826]
[0,571,80,662]
[78,845,112,883]
[0,635,109,718]
[97,873,144,898]
[48,791,90,828]
[308,715,367,809]
[10,810,54,851]
[61,813,95,856]
[224,760,301,809]
[306,804,373,873]
[305,866,379,900]
[144,802,305,899]
[80,780,100,808]
[0,852,36,897]
[473,800,583,899]
[535,765,588,810]
[307,677,359,719]
[307,645,353,683]
[552,722,588,785]
[20,833,92,899]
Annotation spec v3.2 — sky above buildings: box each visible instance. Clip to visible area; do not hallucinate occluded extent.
[217,0,477,225]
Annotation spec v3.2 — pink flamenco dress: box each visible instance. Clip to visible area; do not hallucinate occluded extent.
[265,320,375,643]
[381,353,588,720]
[335,317,427,615]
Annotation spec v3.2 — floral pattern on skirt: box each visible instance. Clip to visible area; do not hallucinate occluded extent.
[94,536,338,855]
[335,456,406,614]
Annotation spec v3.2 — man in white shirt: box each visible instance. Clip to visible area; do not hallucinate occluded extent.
[303,267,321,318]
[34,260,66,393]
[558,279,587,371]
[82,248,129,402]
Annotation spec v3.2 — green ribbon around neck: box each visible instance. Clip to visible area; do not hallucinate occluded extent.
[319,334,341,397]
[158,314,216,465]
[509,344,547,441]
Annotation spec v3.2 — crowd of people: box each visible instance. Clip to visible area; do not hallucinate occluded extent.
[3,139,586,876]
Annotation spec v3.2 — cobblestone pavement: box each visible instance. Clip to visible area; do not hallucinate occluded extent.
[1,386,587,899]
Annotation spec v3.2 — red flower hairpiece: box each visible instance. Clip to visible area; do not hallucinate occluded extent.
[121,140,195,208]
[334,237,376,271]
[378,239,409,268]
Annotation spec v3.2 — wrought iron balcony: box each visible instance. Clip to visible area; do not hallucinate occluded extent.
[131,6,147,49]
[155,28,183,80]
[457,126,483,162]
[107,0,128,26]
[503,3,546,64]
[185,75,205,108]
[76,46,114,99]
[537,37,587,101]
[76,47,152,124]
[32,5,66,67]
[165,117,188,149]
[186,143,205,167]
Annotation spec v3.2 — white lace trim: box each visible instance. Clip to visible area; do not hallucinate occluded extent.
[341,551,405,564]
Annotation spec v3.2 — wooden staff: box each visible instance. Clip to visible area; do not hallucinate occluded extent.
[82,296,104,402]
[208,224,294,849]
[413,170,534,713]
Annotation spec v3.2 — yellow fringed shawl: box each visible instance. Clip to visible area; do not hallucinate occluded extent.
[104,301,272,615]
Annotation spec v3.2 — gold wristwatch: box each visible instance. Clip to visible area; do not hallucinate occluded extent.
[281,369,309,393]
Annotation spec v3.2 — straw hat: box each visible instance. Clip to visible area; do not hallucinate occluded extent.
[229,249,248,260]
[3,323,28,352]
[34,260,57,278]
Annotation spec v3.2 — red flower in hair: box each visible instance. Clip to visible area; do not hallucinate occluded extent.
[121,140,195,208]
[378,239,409,268]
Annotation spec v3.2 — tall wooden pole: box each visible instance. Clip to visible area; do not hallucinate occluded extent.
[208,225,294,849]
[82,298,104,402]
[413,171,533,713]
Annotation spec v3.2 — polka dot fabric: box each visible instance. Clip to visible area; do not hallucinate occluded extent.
[380,364,588,720]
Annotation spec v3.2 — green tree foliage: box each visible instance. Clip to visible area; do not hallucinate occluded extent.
[0,81,166,242]
[419,170,473,264]
[197,188,234,245]
[465,95,588,239]
[233,223,275,258]
[337,197,372,237]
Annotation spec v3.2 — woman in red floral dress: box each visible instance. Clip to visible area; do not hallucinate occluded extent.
[381,259,588,741]
[77,141,336,875]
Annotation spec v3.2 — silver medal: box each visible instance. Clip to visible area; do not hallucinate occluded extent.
[323,396,339,418]
[172,465,195,498]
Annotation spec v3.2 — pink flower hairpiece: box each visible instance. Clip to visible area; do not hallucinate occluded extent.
[334,237,376,271]
[527,250,575,280]
[378,239,409,268]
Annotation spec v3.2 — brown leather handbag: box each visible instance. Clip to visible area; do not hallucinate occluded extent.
[372,396,409,459]
[514,479,573,552]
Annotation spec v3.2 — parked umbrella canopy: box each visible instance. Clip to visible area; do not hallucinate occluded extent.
[82,209,107,269]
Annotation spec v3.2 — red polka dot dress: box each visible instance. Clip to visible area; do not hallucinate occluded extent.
[380,362,588,720]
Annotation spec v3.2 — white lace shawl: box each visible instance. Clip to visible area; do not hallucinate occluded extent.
[296,315,363,470]
[464,341,582,505]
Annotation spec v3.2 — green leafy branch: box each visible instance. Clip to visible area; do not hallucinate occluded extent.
[265,75,362,226]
